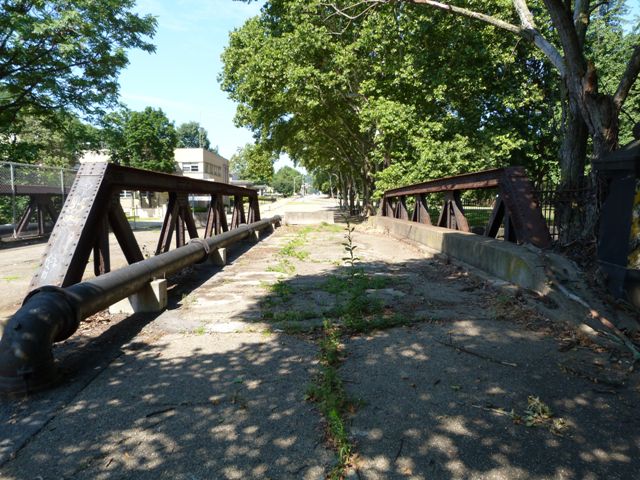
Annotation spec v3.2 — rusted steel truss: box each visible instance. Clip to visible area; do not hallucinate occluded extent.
[30,162,260,290]
[0,183,71,237]
[13,194,60,237]
[381,167,551,249]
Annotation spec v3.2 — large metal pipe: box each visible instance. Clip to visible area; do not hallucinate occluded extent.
[0,216,280,394]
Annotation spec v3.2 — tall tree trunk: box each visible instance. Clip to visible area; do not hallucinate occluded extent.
[362,157,376,216]
[549,48,621,245]
[557,87,589,245]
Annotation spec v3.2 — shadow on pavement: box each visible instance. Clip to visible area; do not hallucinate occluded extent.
[1,229,638,479]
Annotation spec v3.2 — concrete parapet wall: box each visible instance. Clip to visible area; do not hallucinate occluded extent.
[369,216,551,293]
[284,211,335,225]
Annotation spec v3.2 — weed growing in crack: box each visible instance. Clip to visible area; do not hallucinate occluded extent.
[305,222,417,478]
[265,280,294,300]
[341,215,359,271]
[306,320,353,479]
[193,326,206,335]
[266,258,295,275]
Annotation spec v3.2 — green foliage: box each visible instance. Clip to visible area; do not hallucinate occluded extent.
[176,121,211,150]
[220,0,563,210]
[305,319,353,478]
[271,165,304,196]
[0,109,100,166]
[102,107,177,173]
[0,0,156,126]
[587,2,640,146]
[230,143,275,183]
[341,216,359,268]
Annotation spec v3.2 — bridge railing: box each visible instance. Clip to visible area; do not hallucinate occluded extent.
[30,161,263,290]
[0,162,77,237]
[379,167,551,249]
[0,161,282,393]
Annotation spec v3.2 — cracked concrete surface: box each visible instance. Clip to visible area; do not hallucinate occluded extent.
[1,198,639,479]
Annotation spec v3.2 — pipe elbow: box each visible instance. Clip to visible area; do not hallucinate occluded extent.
[0,287,78,395]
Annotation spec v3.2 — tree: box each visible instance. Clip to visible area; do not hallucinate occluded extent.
[0,0,156,128]
[272,166,304,196]
[230,143,275,183]
[229,148,249,179]
[176,121,211,149]
[0,109,100,166]
[328,0,640,241]
[103,107,178,173]
[223,0,562,214]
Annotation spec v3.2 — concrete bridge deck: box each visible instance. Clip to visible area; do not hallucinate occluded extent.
[0,198,639,479]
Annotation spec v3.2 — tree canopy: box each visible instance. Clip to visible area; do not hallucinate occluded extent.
[223,0,639,241]
[0,0,156,127]
[102,107,177,173]
[221,0,564,210]
[229,143,275,184]
[0,109,100,166]
[272,165,304,196]
[176,121,211,150]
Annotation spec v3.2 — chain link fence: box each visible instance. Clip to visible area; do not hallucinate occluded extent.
[0,162,77,237]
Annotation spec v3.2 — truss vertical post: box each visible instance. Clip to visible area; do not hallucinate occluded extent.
[485,197,505,239]
[15,197,34,237]
[156,192,179,255]
[93,215,111,276]
[108,197,144,264]
[247,195,261,223]
[438,191,469,232]
[411,194,431,224]
[217,195,228,234]
[394,196,409,220]
[231,195,246,229]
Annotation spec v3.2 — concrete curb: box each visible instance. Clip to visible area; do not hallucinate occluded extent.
[369,216,553,294]
[284,211,335,225]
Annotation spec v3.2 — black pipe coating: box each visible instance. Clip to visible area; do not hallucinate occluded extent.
[0,216,280,394]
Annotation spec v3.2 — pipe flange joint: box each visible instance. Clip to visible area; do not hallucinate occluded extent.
[189,238,211,263]
[22,285,80,342]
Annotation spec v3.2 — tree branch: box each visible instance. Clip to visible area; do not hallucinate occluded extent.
[613,44,640,112]
[361,0,567,75]
[573,0,590,47]
[410,0,522,34]
[511,0,566,74]
[542,0,587,77]
[322,0,385,21]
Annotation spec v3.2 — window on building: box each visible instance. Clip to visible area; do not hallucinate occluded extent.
[182,163,199,172]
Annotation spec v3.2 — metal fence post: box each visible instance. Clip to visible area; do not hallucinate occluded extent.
[60,168,65,203]
[10,163,16,238]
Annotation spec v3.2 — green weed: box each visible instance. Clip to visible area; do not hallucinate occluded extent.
[193,326,206,335]
[270,310,317,323]
[267,280,294,300]
[341,216,359,270]
[306,320,353,478]
[266,259,295,275]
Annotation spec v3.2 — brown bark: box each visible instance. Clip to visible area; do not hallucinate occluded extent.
[556,86,591,244]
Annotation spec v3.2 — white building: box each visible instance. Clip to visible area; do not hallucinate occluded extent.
[174,148,230,184]
[77,148,231,218]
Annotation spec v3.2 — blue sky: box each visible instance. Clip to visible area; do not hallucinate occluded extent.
[118,0,263,161]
